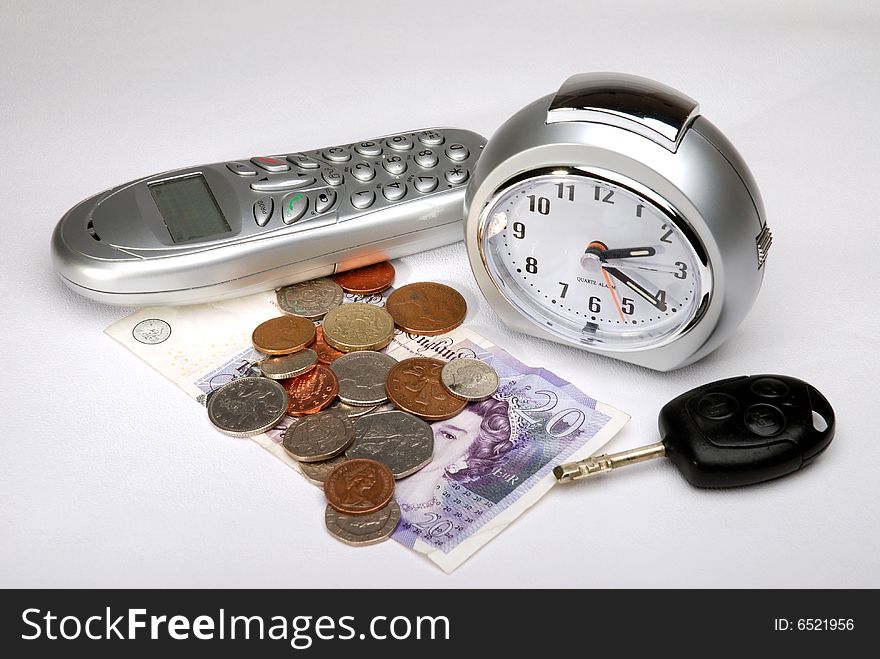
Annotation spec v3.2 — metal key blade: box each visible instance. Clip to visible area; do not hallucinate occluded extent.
[554,442,666,483]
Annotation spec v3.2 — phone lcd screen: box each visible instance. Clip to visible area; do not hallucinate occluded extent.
[149,174,231,243]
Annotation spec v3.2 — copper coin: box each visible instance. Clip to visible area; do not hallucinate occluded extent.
[252,316,316,355]
[313,325,346,364]
[281,364,339,416]
[385,282,467,336]
[385,357,467,421]
[324,458,395,516]
[333,261,396,295]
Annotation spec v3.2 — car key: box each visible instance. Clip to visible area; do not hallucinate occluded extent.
[554,374,835,488]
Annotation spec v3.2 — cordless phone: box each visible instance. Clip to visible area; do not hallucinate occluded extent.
[52,128,485,305]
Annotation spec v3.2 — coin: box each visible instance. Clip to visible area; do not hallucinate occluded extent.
[276,278,344,319]
[346,410,434,478]
[330,351,398,406]
[322,303,395,352]
[324,458,395,516]
[252,316,316,355]
[207,377,288,437]
[258,349,318,379]
[333,261,396,295]
[325,399,384,420]
[385,357,467,421]
[324,500,401,546]
[385,282,467,335]
[298,455,347,486]
[312,326,346,364]
[282,411,355,462]
[282,364,339,416]
[440,358,500,401]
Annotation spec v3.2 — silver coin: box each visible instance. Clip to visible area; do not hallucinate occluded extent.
[298,454,347,486]
[440,358,500,401]
[326,400,386,420]
[324,500,401,546]
[346,410,434,478]
[258,349,318,379]
[276,278,344,319]
[282,410,356,462]
[330,351,397,406]
[207,377,288,437]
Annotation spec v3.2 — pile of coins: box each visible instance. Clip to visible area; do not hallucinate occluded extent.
[206,261,501,547]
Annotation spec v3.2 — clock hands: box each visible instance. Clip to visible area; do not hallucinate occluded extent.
[585,244,656,260]
[600,268,628,323]
[585,241,670,312]
[602,266,668,312]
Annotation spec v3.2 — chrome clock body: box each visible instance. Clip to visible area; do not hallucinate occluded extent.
[465,73,770,371]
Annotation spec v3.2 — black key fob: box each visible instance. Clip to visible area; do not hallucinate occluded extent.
[658,375,835,488]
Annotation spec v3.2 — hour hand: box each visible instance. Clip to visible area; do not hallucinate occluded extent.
[586,245,656,260]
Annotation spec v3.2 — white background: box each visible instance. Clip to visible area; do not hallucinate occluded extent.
[2,0,878,588]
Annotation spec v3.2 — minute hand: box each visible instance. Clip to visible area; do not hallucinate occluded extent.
[602,266,668,312]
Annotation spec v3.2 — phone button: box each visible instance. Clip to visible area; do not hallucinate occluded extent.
[383,156,406,175]
[386,135,414,151]
[417,130,444,146]
[322,169,343,186]
[414,176,439,193]
[282,192,309,224]
[414,149,438,168]
[382,181,406,201]
[250,176,315,192]
[444,165,468,185]
[315,189,337,214]
[227,162,258,176]
[323,146,351,162]
[287,153,321,169]
[250,156,290,172]
[253,196,274,226]
[350,189,376,209]
[445,143,469,161]
[355,140,382,156]
[351,161,375,182]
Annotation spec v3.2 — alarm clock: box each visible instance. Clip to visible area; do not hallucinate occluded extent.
[464,73,771,371]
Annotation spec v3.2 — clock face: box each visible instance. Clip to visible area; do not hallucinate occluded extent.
[479,170,710,350]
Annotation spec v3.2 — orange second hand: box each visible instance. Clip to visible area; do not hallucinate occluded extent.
[602,267,626,323]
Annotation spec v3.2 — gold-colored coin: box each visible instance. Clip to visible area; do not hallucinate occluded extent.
[321,303,395,352]
[252,316,316,355]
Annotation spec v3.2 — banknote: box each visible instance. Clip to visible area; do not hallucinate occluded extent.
[106,288,628,572]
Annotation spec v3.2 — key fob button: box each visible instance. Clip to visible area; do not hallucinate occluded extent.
[696,393,738,420]
[743,403,786,437]
[750,377,790,398]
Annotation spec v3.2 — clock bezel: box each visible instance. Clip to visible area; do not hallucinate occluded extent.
[477,166,714,353]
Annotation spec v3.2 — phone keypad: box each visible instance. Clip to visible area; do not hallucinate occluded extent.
[236,128,483,229]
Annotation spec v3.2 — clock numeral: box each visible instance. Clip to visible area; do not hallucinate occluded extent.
[621,297,635,315]
[588,296,601,313]
[674,261,687,279]
[660,224,673,243]
[656,289,667,306]
[558,281,569,299]
[512,221,526,239]
[593,186,614,204]
[527,195,551,215]
[636,204,644,218]
[555,183,575,201]
[525,257,538,274]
